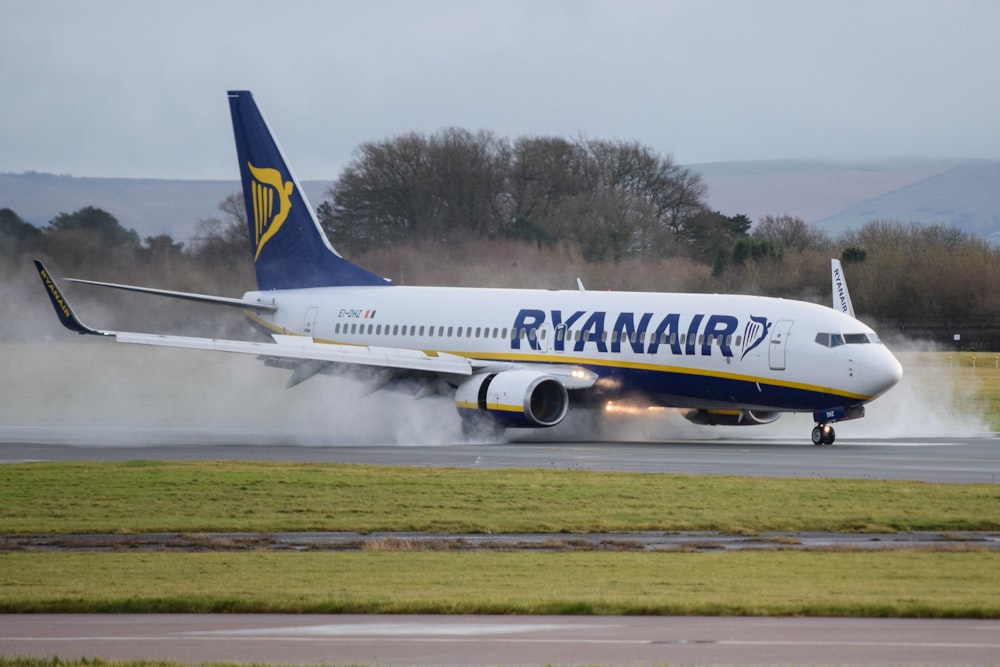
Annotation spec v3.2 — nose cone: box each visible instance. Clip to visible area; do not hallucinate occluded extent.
[867,346,903,399]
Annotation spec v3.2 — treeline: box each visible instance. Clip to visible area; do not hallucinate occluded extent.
[3,127,1000,347]
[320,129,749,264]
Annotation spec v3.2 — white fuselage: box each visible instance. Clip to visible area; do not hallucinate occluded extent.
[243,285,903,413]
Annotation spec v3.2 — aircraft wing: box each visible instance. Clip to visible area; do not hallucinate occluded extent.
[37,261,473,376]
[35,261,598,389]
[116,331,475,376]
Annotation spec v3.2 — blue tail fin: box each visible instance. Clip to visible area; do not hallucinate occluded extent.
[227,90,388,290]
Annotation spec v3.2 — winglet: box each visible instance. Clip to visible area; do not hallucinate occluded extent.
[831,259,856,319]
[34,260,110,336]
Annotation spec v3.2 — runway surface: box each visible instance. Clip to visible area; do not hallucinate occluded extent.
[3,614,1000,666]
[3,431,999,483]
[3,433,999,666]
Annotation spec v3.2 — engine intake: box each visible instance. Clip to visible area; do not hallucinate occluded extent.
[456,370,569,428]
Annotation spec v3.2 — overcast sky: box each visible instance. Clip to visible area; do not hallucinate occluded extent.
[3,0,998,180]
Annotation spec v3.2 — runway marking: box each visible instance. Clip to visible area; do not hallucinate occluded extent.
[7,635,1000,650]
[718,640,1000,649]
[188,622,605,636]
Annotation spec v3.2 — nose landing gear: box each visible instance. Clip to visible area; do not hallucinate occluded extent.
[812,423,836,445]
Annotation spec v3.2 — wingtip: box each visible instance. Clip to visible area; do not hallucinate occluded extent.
[34,260,107,336]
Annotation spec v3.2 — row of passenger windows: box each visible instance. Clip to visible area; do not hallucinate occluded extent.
[814,332,880,347]
[333,321,743,347]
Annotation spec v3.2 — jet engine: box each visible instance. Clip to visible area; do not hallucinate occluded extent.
[683,409,782,426]
[455,370,569,428]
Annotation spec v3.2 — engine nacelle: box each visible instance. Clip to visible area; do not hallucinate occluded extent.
[455,370,569,428]
[683,409,782,426]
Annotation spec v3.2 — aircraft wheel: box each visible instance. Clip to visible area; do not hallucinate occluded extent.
[812,424,836,446]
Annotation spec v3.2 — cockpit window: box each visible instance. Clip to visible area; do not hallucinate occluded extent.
[815,332,879,347]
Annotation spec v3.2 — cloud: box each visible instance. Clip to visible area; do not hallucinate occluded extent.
[2,1,999,180]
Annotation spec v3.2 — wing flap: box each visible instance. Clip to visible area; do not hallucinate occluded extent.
[116,332,475,376]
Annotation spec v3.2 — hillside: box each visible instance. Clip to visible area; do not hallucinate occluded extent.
[0,172,331,243]
[3,158,999,243]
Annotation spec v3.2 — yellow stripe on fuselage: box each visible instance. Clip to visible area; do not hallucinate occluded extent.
[243,312,872,402]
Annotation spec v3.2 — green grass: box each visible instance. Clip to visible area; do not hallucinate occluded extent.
[2,461,999,534]
[947,352,1000,430]
[2,550,997,617]
[0,662,276,667]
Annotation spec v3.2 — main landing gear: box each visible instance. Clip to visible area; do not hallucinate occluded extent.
[811,423,836,446]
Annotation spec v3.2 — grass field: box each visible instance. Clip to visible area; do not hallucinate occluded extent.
[2,462,999,535]
[1,461,998,618]
[2,550,997,617]
[942,351,1000,430]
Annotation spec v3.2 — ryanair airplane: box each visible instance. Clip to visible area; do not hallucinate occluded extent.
[36,90,902,445]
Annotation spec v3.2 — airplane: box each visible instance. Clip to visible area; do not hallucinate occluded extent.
[35,90,903,446]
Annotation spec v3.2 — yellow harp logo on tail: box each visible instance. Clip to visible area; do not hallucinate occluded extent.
[248,162,294,261]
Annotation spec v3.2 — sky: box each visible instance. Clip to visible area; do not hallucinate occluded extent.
[2,0,999,180]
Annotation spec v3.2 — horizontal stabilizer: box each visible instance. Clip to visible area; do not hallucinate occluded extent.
[66,278,278,313]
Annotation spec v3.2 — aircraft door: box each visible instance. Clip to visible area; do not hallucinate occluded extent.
[769,320,793,371]
[304,306,319,337]
[535,324,552,353]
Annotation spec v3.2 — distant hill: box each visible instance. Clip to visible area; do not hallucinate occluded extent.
[694,158,1000,243]
[0,172,332,243]
[813,163,1000,242]
[3,158,999,245]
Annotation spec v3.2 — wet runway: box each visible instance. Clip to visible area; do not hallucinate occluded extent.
[3,431,999,483]
[3,614,1000,666]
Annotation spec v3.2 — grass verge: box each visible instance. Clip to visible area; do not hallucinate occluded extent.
[1,550,998,617]
[2,462,999,534]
